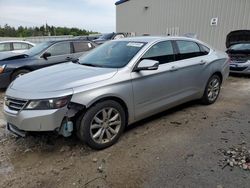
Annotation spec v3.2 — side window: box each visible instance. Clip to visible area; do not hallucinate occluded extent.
[176,40,201,60]
[142,41,175,64]
[199,44,210,55]
[73,42,93,53]
[13,43,29,50]
[0,43,11,52]
[46,42,71,56]
[28,44,33,49]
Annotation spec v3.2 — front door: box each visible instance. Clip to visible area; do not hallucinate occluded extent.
[131,40,182,120]
[38,41,73,69]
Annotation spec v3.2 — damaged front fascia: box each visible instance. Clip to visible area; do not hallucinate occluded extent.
[66,102,85,118]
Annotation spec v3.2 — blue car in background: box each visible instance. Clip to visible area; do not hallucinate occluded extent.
[0,39,96,88]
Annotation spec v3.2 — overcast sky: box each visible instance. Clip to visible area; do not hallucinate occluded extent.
[0,0,116,32]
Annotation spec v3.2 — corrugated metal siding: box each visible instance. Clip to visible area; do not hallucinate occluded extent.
[116,0,250,50]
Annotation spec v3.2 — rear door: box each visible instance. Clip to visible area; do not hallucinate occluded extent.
[173,40,210,94]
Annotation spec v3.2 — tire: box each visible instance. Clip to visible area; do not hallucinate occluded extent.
[76,100,126,150]
[11,69,30,81]
[201,74,221,105]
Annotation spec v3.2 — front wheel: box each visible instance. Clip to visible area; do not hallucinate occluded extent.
[77,100,126,150]
[201,75,221,105]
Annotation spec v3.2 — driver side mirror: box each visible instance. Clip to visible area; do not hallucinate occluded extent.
[42,52,51,60]
[134,59,159,72]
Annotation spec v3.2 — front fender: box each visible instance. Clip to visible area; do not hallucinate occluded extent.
[71,81,135,124]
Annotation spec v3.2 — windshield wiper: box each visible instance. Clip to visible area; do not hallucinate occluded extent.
[81,63,104,67]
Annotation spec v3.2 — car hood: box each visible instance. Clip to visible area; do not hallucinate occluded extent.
[226,30,250,48]
[0,54,29,61]
[0,52,21,61]
[10,62,118,92]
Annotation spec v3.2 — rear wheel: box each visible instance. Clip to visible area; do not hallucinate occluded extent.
[11,69,30,81]
[201,75,221,105]
[77,100,126,150]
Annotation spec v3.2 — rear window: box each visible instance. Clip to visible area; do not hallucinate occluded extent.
[0,43,11,52]
[73,42,93,53]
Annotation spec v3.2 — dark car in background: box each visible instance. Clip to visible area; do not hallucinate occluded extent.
[0,39,96,88]
[93,32,126,45]
[76,34,102,41]
[226,30,250,74]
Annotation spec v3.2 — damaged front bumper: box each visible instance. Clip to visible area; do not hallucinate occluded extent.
[4,100,85,137]
[4,104,69,132]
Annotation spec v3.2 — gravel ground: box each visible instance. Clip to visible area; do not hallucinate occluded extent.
[0,75,250,188]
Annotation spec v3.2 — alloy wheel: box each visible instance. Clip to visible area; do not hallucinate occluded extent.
[207,78,220,102]
[90,107,121,144]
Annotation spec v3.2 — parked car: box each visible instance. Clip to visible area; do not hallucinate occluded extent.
[3,37,229,149]
[76,34,102,41]
[226,30,250,74]
[0,41,35,60]
[0,39,96,88]
[93,32,126,44]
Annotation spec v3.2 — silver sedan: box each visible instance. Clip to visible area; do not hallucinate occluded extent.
[4,36,229,149]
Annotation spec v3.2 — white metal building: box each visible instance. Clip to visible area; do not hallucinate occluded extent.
[116,0,250,50]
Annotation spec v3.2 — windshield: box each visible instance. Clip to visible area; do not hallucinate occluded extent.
[230,43,250,51]
[79,41,146,68]
[98,33,114,40]
[25,42,52,56]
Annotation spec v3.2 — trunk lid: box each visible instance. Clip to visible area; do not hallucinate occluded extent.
[226,30,250,48]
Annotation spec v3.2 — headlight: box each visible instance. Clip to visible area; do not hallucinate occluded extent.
[0,65,6,74]
[25,96,71,110]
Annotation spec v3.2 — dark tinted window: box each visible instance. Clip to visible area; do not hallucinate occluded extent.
[0,43,11,52]
[98,33,114,40]
[142,41,175,64]
[47,42,71,56]
[73,42,93,53]
[176,40,207,60]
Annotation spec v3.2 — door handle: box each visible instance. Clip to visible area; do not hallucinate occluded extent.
[199,60,207,65]
[170,66,179,72]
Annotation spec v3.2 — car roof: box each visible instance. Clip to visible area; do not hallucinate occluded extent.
[45,39,95,44]
[118,36,199,43]
[117,36,212,48]
[0,40,35,45]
